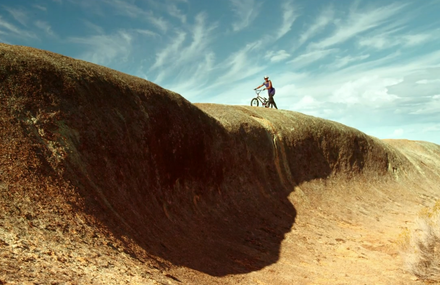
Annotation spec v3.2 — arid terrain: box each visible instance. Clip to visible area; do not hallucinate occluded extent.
[1,43,439,284]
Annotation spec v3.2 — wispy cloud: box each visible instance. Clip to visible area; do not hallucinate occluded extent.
[417,79,440,85]
[272,49,440,141]
[69,30,133,66]
[331,54,370,69]
[329,76,401,106]
[276,0,299,39]
[3,6,28,26]
[309,2,408,50]
[179,13,217,62]
[410,98,440,115]
[298,5,334,46]
[35,20,57,37]
[83,20,105,34]
[359,30,435,50]
[33,5,47,11]
[265,50,291,63]
[135,29,159,38]
[151,30,186,71]
[422,124,440,133]
[0,16,36,39]
[100,0,169,33]
[166,3,186,23]
[163,51,216,96]
[151,12,217,84]
[288,48,338,69]
[214,40,265,86]
[166,38,267,103]
[147,15,168,33]
[230,0,260,32]
[104,0,138,18]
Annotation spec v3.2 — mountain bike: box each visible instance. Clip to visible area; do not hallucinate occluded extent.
[250,89,269,108]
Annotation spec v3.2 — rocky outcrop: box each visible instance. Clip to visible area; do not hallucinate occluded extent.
[1,43,439,284]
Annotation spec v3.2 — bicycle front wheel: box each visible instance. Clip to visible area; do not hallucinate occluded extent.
[251,98,259,107]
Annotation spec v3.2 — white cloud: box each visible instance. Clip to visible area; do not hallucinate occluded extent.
[276,0,299,39]
[0,16,36,39]
[151,12,218,85]
[151,30,186,71]
[331,54,370,69]
[176,40,267,102]
[409,96,440,115]
[163,51,216,97]
[358,36,392,50]
[230,0,260,32]
[216,40,265,84]
[265,50,291,63]
[102,0,140,18]
[416,79,440,85]
[403,33,432,46]
[35,20,56,37]
[135,29,159,38]
[390,129,404,137]
[33,5,47,11]
[330,76,401,106]
[83,21,105,34]
[147,15,168,33]
[182,13,217,60]
[422,124,440,133]
[298,6,334,46]
[288,48,338,69]
[327,50,403,77]
[309,2,408,50]
[101,0,169,33]
[269,50,440,141]
[3,6,28,26]
[295,95,320,110]
[69,30,133,66]
[359,32,434,50]
[166,3,186,23]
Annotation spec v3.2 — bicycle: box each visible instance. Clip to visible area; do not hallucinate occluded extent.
[250,89,269,108]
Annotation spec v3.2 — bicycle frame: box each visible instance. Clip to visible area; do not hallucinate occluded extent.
[250,89,269,107]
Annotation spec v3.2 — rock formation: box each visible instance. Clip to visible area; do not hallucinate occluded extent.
[1,43,439,284]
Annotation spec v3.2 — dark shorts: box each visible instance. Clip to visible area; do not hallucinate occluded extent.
[268,88,275,96]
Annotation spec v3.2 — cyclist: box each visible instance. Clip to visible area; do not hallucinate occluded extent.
[255,76,278,109]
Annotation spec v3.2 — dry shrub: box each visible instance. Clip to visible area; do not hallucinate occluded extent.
[400,200,440,280]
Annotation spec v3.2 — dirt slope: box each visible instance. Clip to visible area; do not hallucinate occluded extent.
[1,43,439,284]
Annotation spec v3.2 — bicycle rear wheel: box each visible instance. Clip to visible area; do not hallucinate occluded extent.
[251,98,259,107]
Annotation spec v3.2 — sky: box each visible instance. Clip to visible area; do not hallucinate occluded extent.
[0,0,439,145]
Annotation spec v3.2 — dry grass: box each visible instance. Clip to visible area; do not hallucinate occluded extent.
[400,200,440,281]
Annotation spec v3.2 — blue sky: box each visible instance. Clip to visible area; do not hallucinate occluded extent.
[1,0,439,145]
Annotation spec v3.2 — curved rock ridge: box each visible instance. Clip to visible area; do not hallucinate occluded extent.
[1,43,439,284]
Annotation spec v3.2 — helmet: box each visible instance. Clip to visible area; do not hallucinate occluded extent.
[264,75,269,79]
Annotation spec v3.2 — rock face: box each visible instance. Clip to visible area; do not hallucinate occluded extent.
[1,43,440,284]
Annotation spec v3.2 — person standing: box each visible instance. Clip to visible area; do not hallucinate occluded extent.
[255,76,278,109]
